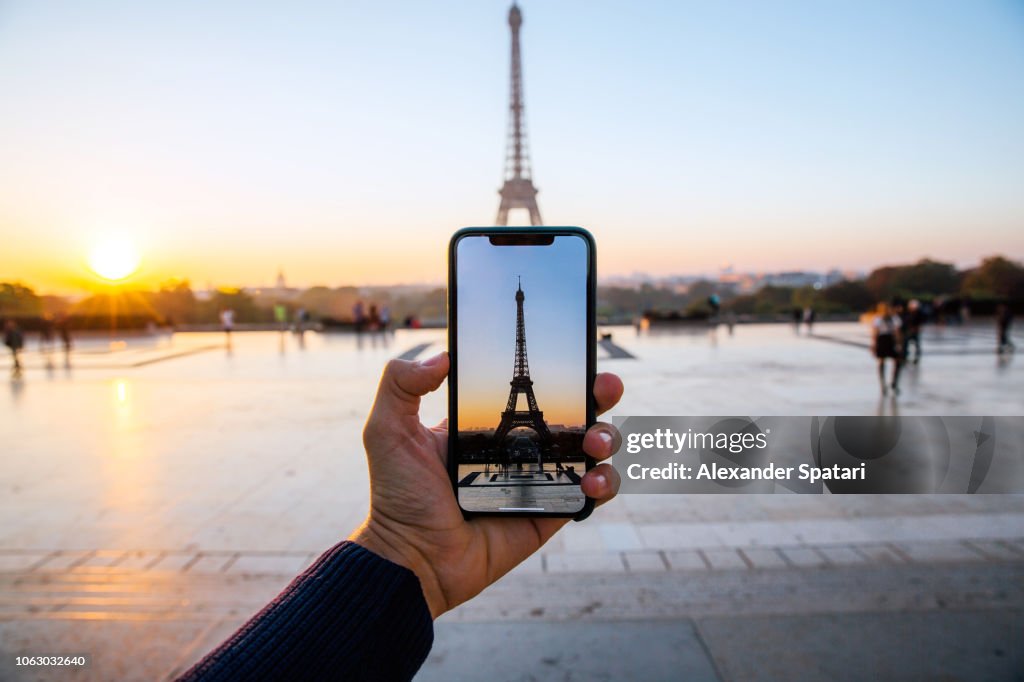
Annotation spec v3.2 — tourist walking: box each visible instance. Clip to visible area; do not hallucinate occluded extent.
[353,301,366,332]
[996,303,1014,354]
[219,308,235,345]
[4,320,25,374]
[872,303,903,396]
[39,314,55,352]
[901,299,923,364]
[273,304,288,332]
[55,313,73,366]
[802,306,816,334]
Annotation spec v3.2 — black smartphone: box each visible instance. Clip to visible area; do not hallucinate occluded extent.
[448,226,596,520]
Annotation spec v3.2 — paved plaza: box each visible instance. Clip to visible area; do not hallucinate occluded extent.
[1,323,1022,680]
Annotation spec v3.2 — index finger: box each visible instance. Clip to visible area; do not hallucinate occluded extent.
[594,372,623,416]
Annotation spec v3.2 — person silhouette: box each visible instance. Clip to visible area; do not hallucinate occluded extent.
[4,320,25,375]
[56,313,73,367]
[872,303,903,396]
[219,308,235,344]
[353,301,366,332]
[39,313,55,353]
[902,299,923,364]
[802,306,816,334]
[996,303,1014,354]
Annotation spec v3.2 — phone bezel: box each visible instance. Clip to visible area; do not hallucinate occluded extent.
[447,226,597,521]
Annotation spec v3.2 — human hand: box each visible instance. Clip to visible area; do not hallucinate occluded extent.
[350,352,623,618]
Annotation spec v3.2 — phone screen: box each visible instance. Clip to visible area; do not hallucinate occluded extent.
[453,232,590,514]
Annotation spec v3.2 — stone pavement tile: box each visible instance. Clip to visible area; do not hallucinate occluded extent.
[504,553,544,577]
[856,544,908,564]
[117,550,164,570]
[187,554,232,574]
[953,513,1024,542]
[642,510,1024,549]
[637,523,721,550]
[165,617,250,680]
[896,542,984,563]
[35,551,93,571]
[817,546,867,565]
[559,523,607,552]
[78,550,127,568]
[228,554,308,576]
[0,552,50,572]
[702,549,748,570]
[450,561,1024,623]
[419,620,720,682]
[739,548,787,569]
[0,618,213,682]
[664,550,709,571]
[907,513,1024,544]
[598,523,644,551]
[151,553,199,571]
[622,551,668,573]
[301,553,320,571]
[695,609,1024,682]
[712,520,808,547]
[780,548,827,568]
[966,540,1024,561]
[545,552,626,574]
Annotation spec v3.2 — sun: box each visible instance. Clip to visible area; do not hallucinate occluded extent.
[88,238,141,281]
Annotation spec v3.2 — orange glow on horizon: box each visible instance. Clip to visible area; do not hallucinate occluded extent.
[459,398,584,432]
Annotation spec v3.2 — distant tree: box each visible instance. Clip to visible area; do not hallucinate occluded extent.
[791,285,818,310]
[409,287,446,323]
[597,281,725,319]
[147,279,197,324]
[684,299,713,318]
[201,288,268,323]
[961,256,1024,299]
[0,282,43,316]
[865,259,958,301]
[820,280,873,312]
[296,286,339,317]
[330,286,363,319]
[726,286,794,315]
[72,291,155,318]
[39,295,71,316]
[685,280,719,302]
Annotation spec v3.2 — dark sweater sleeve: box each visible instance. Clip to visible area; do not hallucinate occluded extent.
[178,541,434,681]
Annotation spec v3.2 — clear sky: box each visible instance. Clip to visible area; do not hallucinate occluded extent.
[1,1,1023,293]
[456,235,587,430]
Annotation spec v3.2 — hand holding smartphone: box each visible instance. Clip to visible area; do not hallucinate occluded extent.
[448,227,597,519]
[351,230,617,615]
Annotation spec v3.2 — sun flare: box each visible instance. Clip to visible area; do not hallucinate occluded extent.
[88,238,141,281]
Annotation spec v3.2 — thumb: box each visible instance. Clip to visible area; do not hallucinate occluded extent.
[371,352,449,418]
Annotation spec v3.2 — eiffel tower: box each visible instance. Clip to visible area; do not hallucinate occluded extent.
[496,3,543,226]
[494,278,552,444]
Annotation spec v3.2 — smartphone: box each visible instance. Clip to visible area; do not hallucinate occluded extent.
[448,227,596,520]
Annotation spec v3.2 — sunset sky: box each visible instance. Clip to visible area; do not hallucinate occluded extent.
[456,235,587,430]
[1,1,1023,293]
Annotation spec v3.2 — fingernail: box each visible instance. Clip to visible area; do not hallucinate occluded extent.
[591,473,607,489]
[596,430,613,447]
[421,352,446,367]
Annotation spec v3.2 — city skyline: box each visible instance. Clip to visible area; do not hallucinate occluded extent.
[2,1,1023,294]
